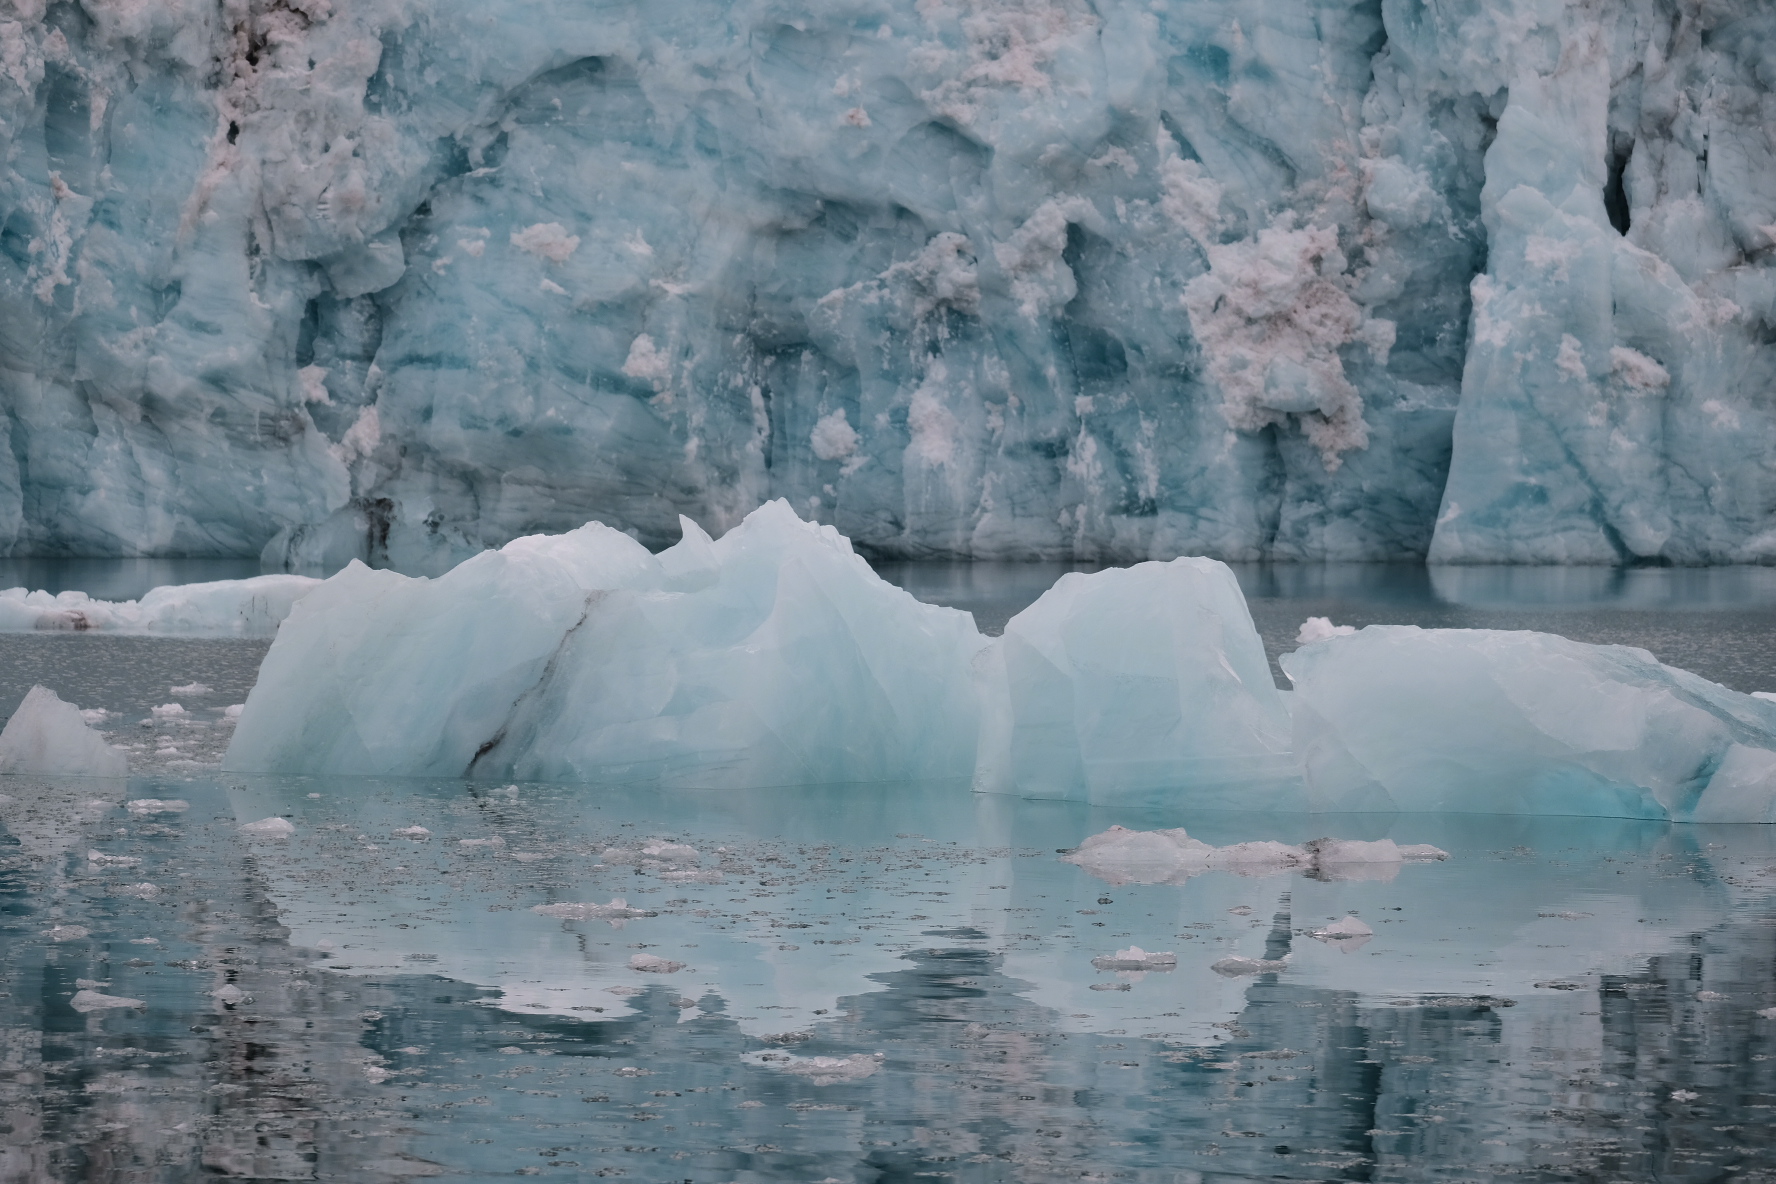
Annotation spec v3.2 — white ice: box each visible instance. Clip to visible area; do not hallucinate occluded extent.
[0,576,319,637]
[226,500,986,788]
[972,558,1293,806]
[1283,626,1776,822]
[1063,825,1448,886]
[0,686,127,778]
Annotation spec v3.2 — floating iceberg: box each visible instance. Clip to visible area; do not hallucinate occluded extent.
[0,686,127,778]
[1063,825,1449,886]
[1284,627,1776,823]
[0,576,319,636]
[973,559,1293,805]
[226,501,986,787]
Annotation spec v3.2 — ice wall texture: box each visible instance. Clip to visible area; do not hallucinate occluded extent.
[0,0,1769,567]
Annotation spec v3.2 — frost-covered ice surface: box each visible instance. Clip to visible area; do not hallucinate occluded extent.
[226,500,985,784]
[5,774,1776,1182]
[973,558,1293,805]
[0,0,1769,568]
[0,576,319,636]
[1286,625,1776,822]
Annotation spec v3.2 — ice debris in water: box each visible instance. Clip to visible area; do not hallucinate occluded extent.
[1062,825,1446,886]
[239,817,296,839]
[0,578,319,637]
[755,1053,883,1085]
[126,799,190,814]
[211,985,250,1006]
[171,683,212,695]
[1211,955,1291,978]
[70,989,144,1013]
[393,826,431,839]
[150,703,186,718]
[1090,947,1178,971]
[87,851,140,867]
[1758,1008,1776,1020]
[47,925,90,942]
[1283,626,1776,822]
[1296,617,1357,645]
[0,686,128,778]
[226,501,985,789]
[1313,916,1375,945]
[531,899,656,924]
[973,559,1293,806]
[628,953,686,974]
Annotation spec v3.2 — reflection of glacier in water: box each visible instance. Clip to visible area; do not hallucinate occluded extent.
[5,773,1776,1181]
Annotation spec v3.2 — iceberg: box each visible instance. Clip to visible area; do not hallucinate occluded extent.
[0,576,319,637]
[972,558,1293,805]
[225,501,986,787]
[0,0,1764,567]
[1063,825,1448,886]
[1283,627,1776,823]
[0,686,127,778]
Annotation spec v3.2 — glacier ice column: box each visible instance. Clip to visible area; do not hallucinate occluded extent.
[1282,626,1776,822]
[223,500,986,786]
[972,558,1295,806]
[0,685,127,778]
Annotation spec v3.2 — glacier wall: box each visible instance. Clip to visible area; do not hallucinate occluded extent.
[0,0,1769,568]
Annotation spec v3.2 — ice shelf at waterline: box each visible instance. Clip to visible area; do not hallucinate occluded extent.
[0,0,1770,568]
[222,504,1776,822]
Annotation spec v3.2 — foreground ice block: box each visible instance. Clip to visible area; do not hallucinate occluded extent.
[0,686,127,778]
[1283,627,1776,822]
[225,501,985,787]
[0,576,320,637]
[973,559,1294,806]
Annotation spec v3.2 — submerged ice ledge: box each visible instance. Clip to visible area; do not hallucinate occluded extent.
[213,503,1776,824]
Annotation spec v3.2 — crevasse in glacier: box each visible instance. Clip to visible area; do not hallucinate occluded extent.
[0,0,1769,566]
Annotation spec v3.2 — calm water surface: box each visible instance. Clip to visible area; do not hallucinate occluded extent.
[1,560,1775,1181]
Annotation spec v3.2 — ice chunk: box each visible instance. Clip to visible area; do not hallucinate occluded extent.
[1090,947,1177,971]
[1312,916,1375,946]
[531,899,655,924]
[70,989,144,1013]
[0,577,319,637]
[126,799,189,814]
[1282,626,1776,821]
[392,826,431,839]
[759,1053,883,1084]
[973,559,1294,805]
[1296,617,1356,645]
[1064,825,1449,886]
[0,686,128,778]
[239,816,296,839]
[1211,956,1290,977]
[226,502,986,788]
[628,953,685,974]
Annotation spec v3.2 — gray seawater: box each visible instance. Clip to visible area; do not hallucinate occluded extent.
[2,560,1776,1181]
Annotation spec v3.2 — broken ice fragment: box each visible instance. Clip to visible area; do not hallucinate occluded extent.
[71,989,144,1012]
[239,816,296,839]
[1296,617,1356,645]
[531,899,656,924]
[126,798,189,814]
[1211,955,1290,977]
[628,953,685,973]
[0,686,128,778]
[1090,947,1178,971]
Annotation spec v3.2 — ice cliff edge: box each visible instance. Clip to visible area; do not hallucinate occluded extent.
[0,0,1770,567]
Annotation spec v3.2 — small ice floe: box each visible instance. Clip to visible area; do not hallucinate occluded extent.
[1210,955,1290,977]
[606,985,645,997]
[1063,825,1447,886]
[239,816,295,839]
[223,704,244,720]
[87,850,140,867]
[211,984,250,1006]
[47,924,90,942]
[1537,910,1593,920]
[1311,916,1374,950]
[1296,616,1357,645]
[150,703,186,718]
[0,686,128,777]
[126,798,189,814]
[116,882,162,899]
[71,989,144,1012]
[171,683,211,696]
[1090,946,1178,971]
[1089,982,1131,991]
[628,953,685,973]
[1696,990,1728,1001]
[1671,1089,1699,1102]
[531,898,655,925]
[79,708,108,725]
[393,826,431,839]
[458,836,505,848]
[1756,1007,1776,1019]
[750,1052,883,1084]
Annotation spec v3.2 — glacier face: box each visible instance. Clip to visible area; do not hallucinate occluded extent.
[0,0,1769,566]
